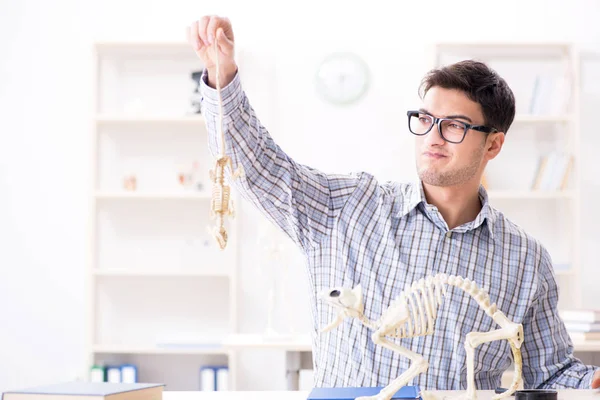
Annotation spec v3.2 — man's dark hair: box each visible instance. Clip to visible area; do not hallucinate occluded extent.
[419,60,516,135]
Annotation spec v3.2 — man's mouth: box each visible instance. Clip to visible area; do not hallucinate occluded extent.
[423,151,448,159]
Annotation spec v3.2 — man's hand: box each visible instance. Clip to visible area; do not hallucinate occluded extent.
[592,370,600,389]
[186,15,237,89]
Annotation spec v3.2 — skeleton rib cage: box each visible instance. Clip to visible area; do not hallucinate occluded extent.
[380,274,498,339]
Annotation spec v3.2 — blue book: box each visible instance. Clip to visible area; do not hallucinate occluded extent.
[2,382,164,400]
[308,386,421,400]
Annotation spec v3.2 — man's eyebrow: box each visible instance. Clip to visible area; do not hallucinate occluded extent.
[418,108,473,123]
[445,114,473,123]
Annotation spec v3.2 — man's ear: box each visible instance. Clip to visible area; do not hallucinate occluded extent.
[485,132,505,161]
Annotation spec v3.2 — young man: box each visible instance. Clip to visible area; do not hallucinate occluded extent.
[187,16,600,391]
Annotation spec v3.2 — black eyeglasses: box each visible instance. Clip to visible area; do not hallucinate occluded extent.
[407,110,498,144]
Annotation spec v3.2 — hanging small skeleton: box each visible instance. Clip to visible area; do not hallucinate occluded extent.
[208,36,244,250]
[320,274,524,400]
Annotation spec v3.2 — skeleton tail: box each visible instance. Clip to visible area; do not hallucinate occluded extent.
[436,274,498,317]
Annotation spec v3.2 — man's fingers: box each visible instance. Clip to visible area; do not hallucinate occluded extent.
[188,21,202,51]
[216,28,234,57]
[206,15,220,45]
[197,15,211,48]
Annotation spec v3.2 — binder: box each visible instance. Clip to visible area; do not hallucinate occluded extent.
[216,367,229,391]
[106,366,122,383]
[120,364,138,383]
[307,385,421,400]
[200,367,216,391]
[90,364,105,383]
[200,365,229,391]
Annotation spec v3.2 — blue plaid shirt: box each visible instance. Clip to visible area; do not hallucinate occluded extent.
[200,70,598,390]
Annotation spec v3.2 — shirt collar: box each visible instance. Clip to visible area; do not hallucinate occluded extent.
[397,180,496,239]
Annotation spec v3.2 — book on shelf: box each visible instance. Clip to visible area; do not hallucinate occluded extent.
[529,69,572,116]
[531,151,573,191]
[560,309,600,323]
[200,366,229,391]
[564,322,600,333]
[568,331,600,341]
[1,382,164,400]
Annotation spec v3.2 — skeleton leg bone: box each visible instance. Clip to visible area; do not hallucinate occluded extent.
[355,331,429,400]
[227,196,235,217]
[447,324,523,400]
[226,158,244,179]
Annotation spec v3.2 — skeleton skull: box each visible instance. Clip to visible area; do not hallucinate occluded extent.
[319,285,364,332]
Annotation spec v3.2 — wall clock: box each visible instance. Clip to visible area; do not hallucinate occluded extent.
[314,52,370,105]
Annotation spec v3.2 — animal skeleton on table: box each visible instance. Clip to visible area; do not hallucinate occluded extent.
[319,273,524,400]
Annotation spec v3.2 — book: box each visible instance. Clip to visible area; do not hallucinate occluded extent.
[120,364,138,384]
[531,152,573,191]
[564,322,600,332]
[1,382,164,400]
[106,367,121,383]
[560,309,600,323]
[307,386,421,400]
[568,331,600,341]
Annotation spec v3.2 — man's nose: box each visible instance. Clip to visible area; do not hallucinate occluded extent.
[423,122,446,146]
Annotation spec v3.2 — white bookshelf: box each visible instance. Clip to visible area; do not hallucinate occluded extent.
[86,41,242,391]
[432,42,582,310]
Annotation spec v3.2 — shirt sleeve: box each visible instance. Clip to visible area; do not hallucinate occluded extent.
[199,69,360,250]
[520,247,599,389]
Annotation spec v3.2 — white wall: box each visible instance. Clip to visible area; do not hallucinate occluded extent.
[2,0,600,392]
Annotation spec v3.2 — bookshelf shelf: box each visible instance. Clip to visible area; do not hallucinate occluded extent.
[92,344,230,355]
[513,114,573,123]
[94,191,211,200]
[486,190,574,199]
[92,334,313,355]
[96,115,207,125]
[93,41,192,56]
[570,340,600,353]
[92,269,232,278]
[556,269,576,276]
[221,334,312,352]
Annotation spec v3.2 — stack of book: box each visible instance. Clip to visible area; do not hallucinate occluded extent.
[560,310,600,341]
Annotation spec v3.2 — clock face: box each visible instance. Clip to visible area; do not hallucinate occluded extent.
[314,52,370,105]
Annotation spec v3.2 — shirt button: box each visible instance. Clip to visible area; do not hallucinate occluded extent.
[446,231,452,238]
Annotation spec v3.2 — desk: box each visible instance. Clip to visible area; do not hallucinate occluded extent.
[220,334,600,391]
[162,390,600,400]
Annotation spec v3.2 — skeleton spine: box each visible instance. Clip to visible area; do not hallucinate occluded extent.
[439,274,498,317]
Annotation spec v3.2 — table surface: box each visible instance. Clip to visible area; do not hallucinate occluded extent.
[163,389,600,400]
